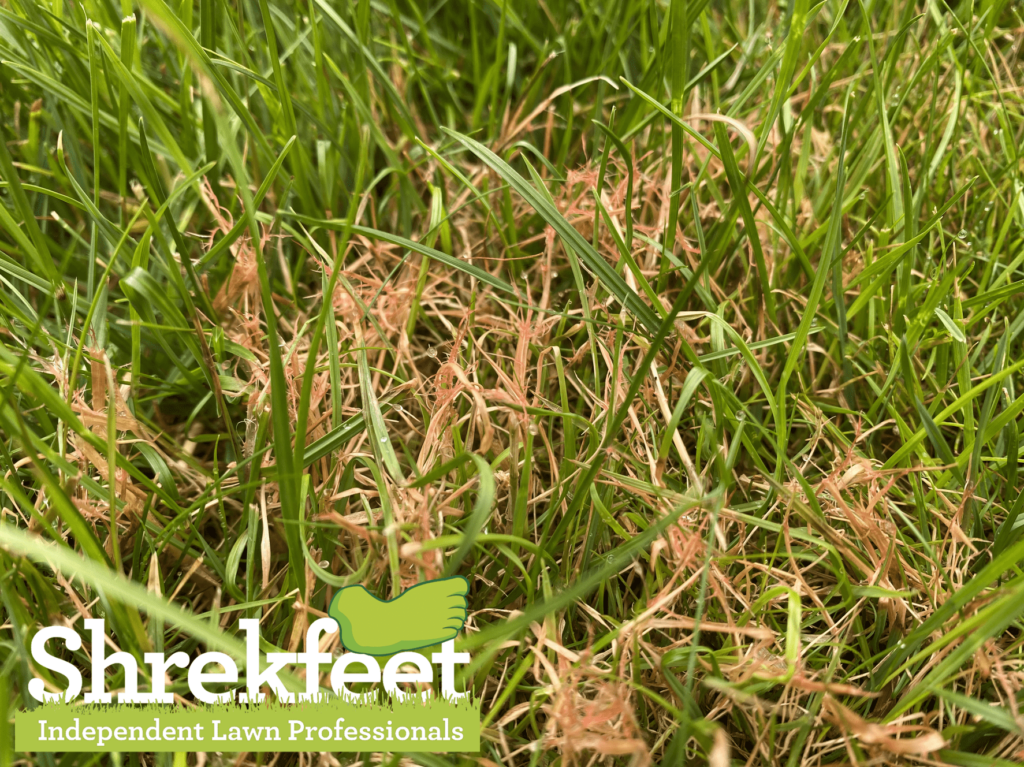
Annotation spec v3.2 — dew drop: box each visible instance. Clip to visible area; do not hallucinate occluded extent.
[859,192,866,200]
[957,229,967,239]
[319,560,329,568]
[380,435,388,443]
[426,347,437,359]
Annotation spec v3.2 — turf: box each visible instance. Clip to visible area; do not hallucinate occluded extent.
[1,0,1023,764]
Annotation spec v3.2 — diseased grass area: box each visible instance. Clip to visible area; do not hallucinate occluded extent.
[1,0,1024,764]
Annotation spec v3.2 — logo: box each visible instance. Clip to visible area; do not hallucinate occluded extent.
[17,578,479,752]
[328,576,469,655]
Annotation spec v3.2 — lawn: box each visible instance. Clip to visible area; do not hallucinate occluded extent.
[1,0,1023,764]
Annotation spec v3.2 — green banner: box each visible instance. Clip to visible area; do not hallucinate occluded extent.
[16,699,480,753]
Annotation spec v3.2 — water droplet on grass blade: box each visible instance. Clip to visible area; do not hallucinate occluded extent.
[958,229,967,238]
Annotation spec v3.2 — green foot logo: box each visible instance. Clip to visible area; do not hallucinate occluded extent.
[328,576,469,656]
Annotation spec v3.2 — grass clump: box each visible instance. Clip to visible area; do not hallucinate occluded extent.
[1,0,1024,765]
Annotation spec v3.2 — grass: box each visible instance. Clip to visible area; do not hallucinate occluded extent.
[0,0,1023,764]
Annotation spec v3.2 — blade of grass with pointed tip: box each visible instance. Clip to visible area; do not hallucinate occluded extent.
[592,191,663,316]
[713,121,776,324]
[355,325,403,484]
[198,136,297,269]
[438,454,496,577]
[592,120,634,252]
[440,127,661,334]
[281,214,515,296]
